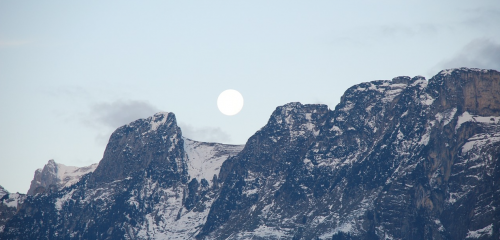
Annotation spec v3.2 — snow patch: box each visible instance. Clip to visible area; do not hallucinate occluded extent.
[57,163,98,189]
[420,94,435,106]
[1,192,23,209]
[440,69,454,76]
[381,85,405,103]
[135,184,218,239]
[401,110,408,117]
[150,112,170,131]
[410,79,428,88]
[439,68,490,77]
[461,132,500,154]
[184,138,243,185]
[342,102,355,112]
[456,111,474,130]
[243,188,258,196]
[55,189,76,211]
[456,111,500,131]
[435,108,457,126]
[434,219,445,232]
[466,224,493,239]
[418,121,435,146]
[330,125,343,134]
[232,225,290,239]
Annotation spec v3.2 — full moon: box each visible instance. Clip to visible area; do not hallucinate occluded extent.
[217,89,244,116]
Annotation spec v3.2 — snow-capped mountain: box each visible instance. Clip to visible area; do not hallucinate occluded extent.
[198,68,500,239]
[1,68,499,239]
[27,160,98,195]
[1,112,244,239]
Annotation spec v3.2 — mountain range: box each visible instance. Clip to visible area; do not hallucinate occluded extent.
[1,67,499,239]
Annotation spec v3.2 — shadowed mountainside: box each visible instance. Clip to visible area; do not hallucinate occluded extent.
[1,68,499,239]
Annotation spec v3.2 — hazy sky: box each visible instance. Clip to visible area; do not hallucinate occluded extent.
[1,1,499,193]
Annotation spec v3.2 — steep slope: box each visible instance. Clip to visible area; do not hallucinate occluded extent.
[27,160,98,195]
[1,68,499,240]
[0,186,26,233]
[184,138,244,186]
[0,186,7,199]
[198,68,500,239]
[0,112,243,239]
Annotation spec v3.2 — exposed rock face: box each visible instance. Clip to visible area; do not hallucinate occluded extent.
[0,186,26,233]
[197,68,500,239]
[199,103,330,238]
[0,68,499,239]
[435,68,500,115]
[90,112,187,186]
[0,112,243,239]
[27,160,98,195]
[0,186,7,199]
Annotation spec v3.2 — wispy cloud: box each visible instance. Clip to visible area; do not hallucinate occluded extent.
[330,23,442,46]
[431,38,500,74]
[178,123,231,143]
[377,24,438,38]
[87,100,160,129]
[84,100,160,146]
[85,100,231,143]
[460,7,500,30]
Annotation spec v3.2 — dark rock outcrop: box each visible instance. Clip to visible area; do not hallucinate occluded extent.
[0,186,25,232]
[90,112,187,186]
[1,68,499,240]
[197,68,500,239]
[0,112,243,239]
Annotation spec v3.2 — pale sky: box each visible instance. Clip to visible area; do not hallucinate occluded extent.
[1,1,499,194]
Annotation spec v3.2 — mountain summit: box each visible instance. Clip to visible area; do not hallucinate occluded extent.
[27,159,98,195]
[1,68,499,239]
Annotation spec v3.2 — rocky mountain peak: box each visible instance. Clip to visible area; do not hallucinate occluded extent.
[391,75,411,84]
[27,160,98,195]
[1,68,499,240]
[0,186,26,230]
[199,68,500,239]
[428,67,500,116]
[47,159,56,167]
[89,111,187,186]
[265,102,329,140]
[148,112,172,131]
[27,159,58,195]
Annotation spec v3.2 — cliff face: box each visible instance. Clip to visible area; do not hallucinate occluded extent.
[198,68,500,239]
[27,160,97,195]
[1,68,499,240]
[0,112,243,239]
[89,112,187,186]
[433,68,500,115]
[0,186,25,232]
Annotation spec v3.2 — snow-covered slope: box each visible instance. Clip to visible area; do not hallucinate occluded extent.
[1,112,245,239]
[198,68,500,239]
[128,138,245,239]
[1,68,499,240]
[0,185,25,210]
[0,186,26,233]
[184,138,244,185]
[27,160,97,195]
